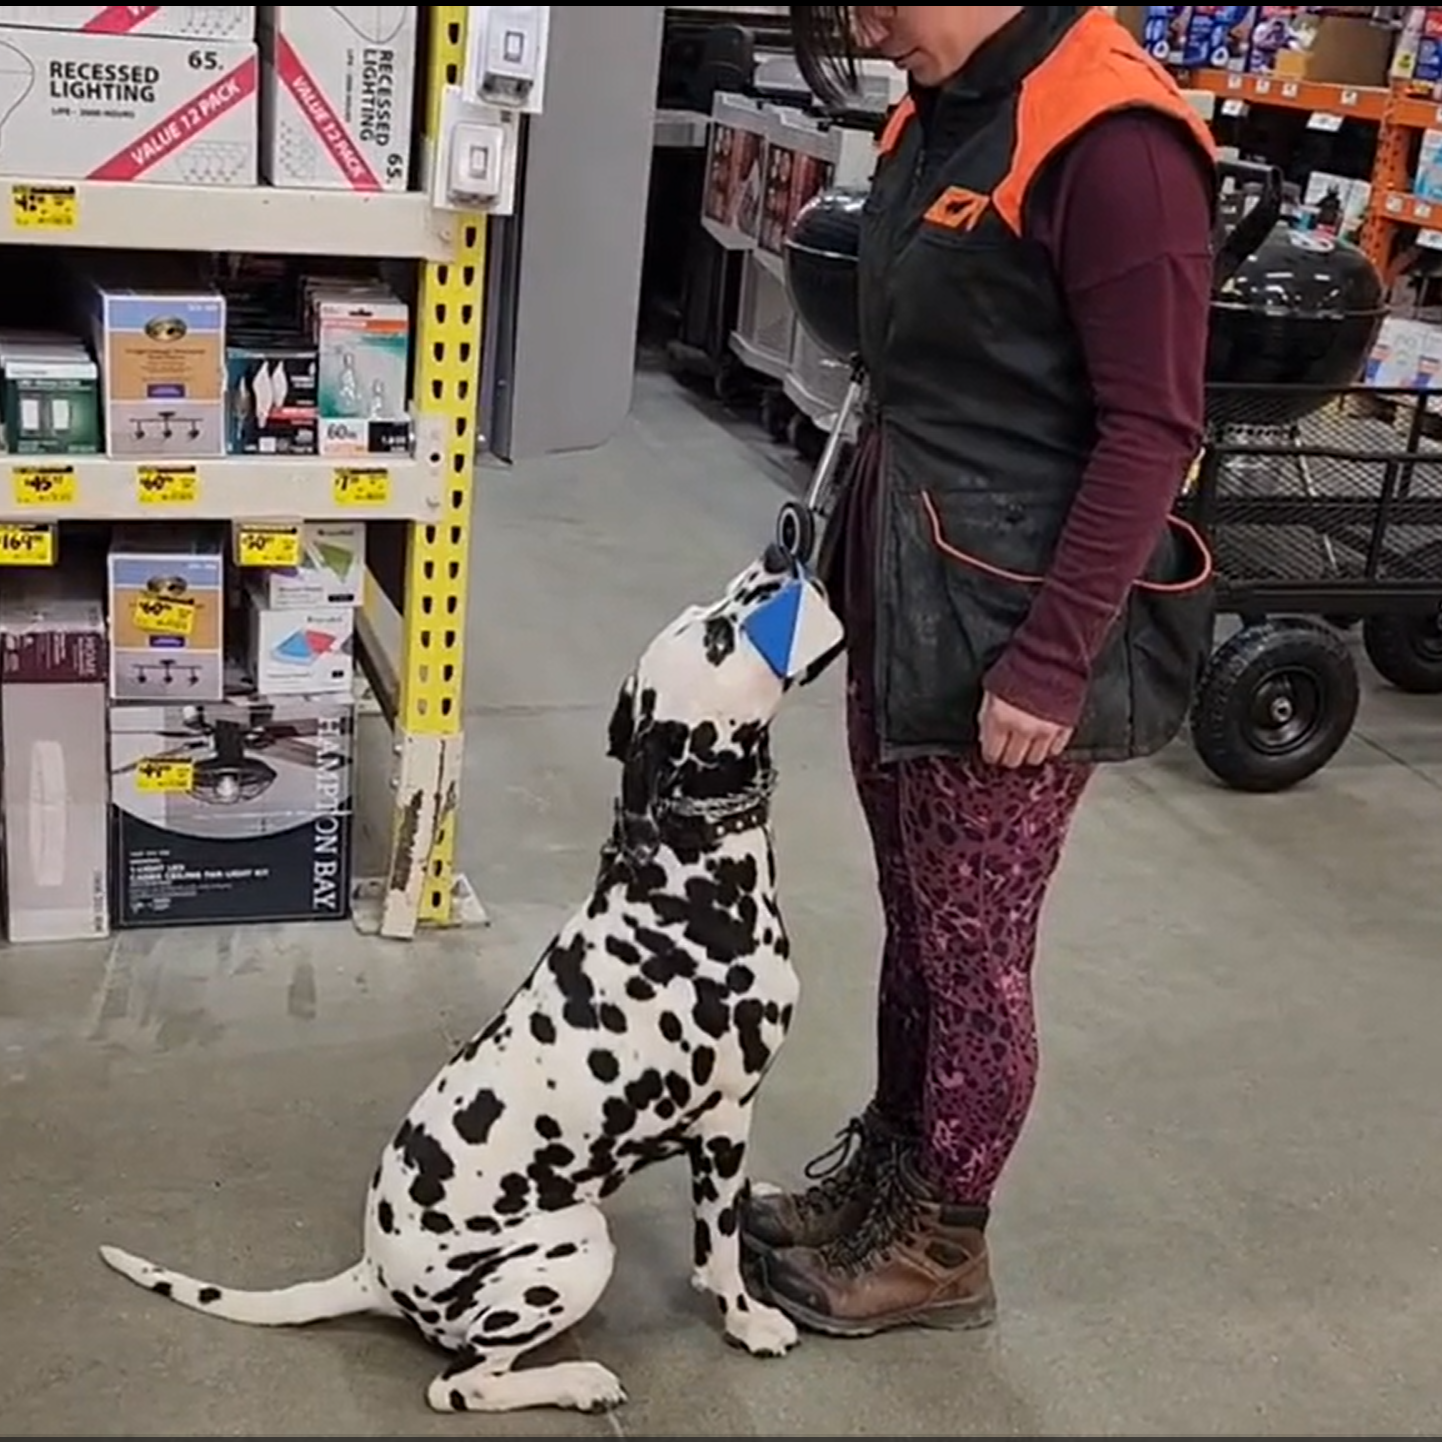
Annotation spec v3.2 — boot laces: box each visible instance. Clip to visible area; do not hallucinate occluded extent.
[792,1116,871,1219]
[818,1166,920,1276]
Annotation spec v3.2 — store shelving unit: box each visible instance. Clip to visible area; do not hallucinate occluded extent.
[1184,67,1442,277]
[0,5,488,944]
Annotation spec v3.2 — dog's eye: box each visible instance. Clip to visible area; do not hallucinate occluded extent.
[702,616,736,667]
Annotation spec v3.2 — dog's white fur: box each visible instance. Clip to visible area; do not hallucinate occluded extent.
[99,553,843,1416]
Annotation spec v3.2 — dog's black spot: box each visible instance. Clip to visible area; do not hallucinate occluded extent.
[496,1172,531,1215]
[691,1045,716,1087]
[482,1308,521,1333]
[525,1284,560,1308]
[536,1114,562,1140]
[602,1097,637,1136]
[658,1011,683,1043]
[599,1003,628,1034]
[547,1241,579,1260]
[726,963,755,991]
[448,1389,466,1411]
[625,976,655,1002]
[465,1215,500,1234]
[703,615,737,666]
[691,978,729,1039]
[392,1289,419,1312]
[636,929,696,986]
[530,1012,557,1044]
[708,1135,746,1180]
[606,934,641,965]
[693,1218,712,1266]
[395,1119,456,1209]
[625,1069,665,1112]
[421,1210,455,1234]
[377,1199,396,1234]
[718,1205,738,1236]
[734,996,771,1075]
[588,1049,620,1083]
[547,933,600,1029]
[197,1286,221,1305]
[454,1088,505,1146]
[151,1280,172,1297]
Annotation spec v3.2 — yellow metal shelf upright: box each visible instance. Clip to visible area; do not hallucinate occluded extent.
[380,4,488,940]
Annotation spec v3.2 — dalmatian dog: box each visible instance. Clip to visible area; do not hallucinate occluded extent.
[99,546,844,1417]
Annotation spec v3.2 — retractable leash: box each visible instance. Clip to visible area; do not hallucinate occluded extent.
[773,358,867,568]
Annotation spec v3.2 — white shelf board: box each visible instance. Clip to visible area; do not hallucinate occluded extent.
[0,178,459,261]
[0,454,443,522]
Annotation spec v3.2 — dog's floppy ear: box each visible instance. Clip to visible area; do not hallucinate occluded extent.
[606,675,637,762]
[740,575,845,685]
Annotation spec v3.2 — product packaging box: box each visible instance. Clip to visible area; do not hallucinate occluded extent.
[108,525,226,702]
[109,690,355,927]
[258,4,417,191]
[82,263,227,458]
[225,332,318,455]
[0,27,258,185]
[1394,5,1442,96]
[1117,6,1194,66]
[0,572,110,943]
[244,585,355,696]
[0,332,100,454]
[0,7,256,40]
[307,283,411,457]
[234,519,365,608]
[1254,8,1393,87]
[1418,129,1442,202]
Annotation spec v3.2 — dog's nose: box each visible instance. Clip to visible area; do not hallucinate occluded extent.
[762,543,793,576]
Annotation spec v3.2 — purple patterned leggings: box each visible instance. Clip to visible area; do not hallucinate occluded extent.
[847,668,1093,1207]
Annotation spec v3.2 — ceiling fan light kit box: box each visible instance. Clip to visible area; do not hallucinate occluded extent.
[109,689,356,928]
[0,574,110,944]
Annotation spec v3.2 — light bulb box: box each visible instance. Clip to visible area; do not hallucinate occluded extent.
[81,260,227,459]
[107,524,226,702]
[109,687,356,927]
[258,5,418,191]
[0,571,110,944]
[0,26,258,185]
[0,7,257,41]
[224,332,318,456]
[309,285,411,458]
[231,519,366,609]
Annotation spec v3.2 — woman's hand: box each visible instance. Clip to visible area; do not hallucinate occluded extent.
[979,691,1073,769]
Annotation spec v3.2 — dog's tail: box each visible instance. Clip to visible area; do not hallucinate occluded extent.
[98,1244,379,1326]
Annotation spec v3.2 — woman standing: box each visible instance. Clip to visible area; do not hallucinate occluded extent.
[743,5,1218,1336]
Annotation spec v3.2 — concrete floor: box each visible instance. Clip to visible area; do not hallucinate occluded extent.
[4,367,1442,1436]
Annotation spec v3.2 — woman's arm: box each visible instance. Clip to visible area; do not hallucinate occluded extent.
[982,109,1215,731]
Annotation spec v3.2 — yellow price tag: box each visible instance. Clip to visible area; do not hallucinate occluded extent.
[131,594,196,637]
[12,465,76,507]
[0,523,55,566]
[135,758,195,794]
[11,183,77,231]
[137,466,198,505]
[333,467,390,506]
[237,524,301,568]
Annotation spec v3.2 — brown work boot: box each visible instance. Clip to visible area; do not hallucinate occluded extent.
[741,1104,912,1257]
[756,1155,996,1337]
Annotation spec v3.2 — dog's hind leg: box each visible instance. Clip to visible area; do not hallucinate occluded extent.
[687,1100,800,1358]
[426,1202,624,1415]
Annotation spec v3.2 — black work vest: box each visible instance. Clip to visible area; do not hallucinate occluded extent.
[855,6,1219,764]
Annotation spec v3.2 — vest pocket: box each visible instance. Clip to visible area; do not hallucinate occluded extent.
[918,490,1216,761]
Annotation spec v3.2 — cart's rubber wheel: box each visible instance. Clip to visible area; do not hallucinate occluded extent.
[1191,620,1359,793]
[775,502,815,563]
[1361,610,1442,694]
[760,389,794,442]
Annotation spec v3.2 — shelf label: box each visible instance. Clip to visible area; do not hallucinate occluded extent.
[1340,89,1359,108]
[131,594,196,637]
[135,758,195,794]
[1307,112,1343,133]
[12,464,75,506]
[11,183,77,231]
[137,465,198,505]
[236,523,301,568]
[0,522,55,565]
[334,467,390,506]
[1221,98,1247,118]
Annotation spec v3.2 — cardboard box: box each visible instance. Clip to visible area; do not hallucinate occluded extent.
[108,525,225,701]
[1394,5,1442,97]
[225,332,318,456]
[308,284,411,457]
[0,573,109,943]
[258,5,417,191]
[1262,10,1393,88]
[237,519,365,608]
[81,263,227,458]
[1182,6,1257,73]
[109,691,355,927]
[0,7,255,40]
[0,27,258,185]
[0,332,100,454]
[245,585,355,696]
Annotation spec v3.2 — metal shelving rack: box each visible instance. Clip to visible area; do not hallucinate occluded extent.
[0,5,489,944]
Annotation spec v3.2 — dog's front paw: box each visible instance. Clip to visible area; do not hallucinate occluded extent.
[725,1300,800,1358]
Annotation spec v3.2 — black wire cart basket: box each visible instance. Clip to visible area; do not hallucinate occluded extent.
[1181,385,1442,792]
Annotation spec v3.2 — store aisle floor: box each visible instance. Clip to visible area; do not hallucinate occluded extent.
[4,367,1442,1436]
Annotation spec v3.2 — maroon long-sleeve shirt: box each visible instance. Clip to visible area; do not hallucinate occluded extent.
[847,108,1215,731]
